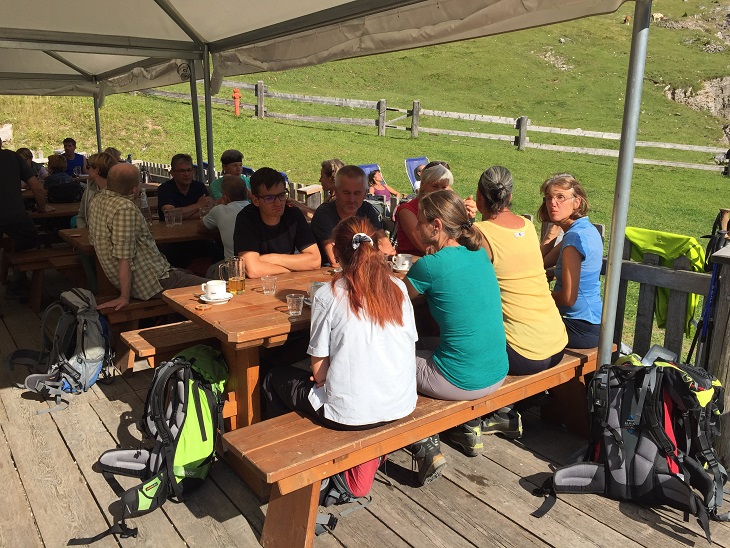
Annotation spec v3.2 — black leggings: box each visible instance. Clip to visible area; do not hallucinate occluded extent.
[563,318,601,348]
[506,344,564,376]
[262,363,390,431]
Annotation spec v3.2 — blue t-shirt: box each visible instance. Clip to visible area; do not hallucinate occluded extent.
[64,153,85,177]
[407,246,508,391]
[553,216,603,323]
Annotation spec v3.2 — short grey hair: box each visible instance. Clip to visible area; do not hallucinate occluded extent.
[419,164,453,194]
[334,165,367,190]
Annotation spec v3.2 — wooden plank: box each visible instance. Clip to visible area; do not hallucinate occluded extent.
[633,253,661,356]
[0,424,42,546]
[264,90,378,109]
[619,260,710,295]
[376,451,546,547]
[663,255,691,356]
[418,126,516,141]
[265,111,376,127]
[419,109,516,124]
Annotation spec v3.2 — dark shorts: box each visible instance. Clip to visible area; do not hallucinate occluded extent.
[0,219,39,252]
[563,318,600,348]
[506,343,564,375]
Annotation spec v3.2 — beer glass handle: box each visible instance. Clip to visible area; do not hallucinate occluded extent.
[218,263,228,280]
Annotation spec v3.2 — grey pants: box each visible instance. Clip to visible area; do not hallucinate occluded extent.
[153,268,209,298]
[415,337,504,401]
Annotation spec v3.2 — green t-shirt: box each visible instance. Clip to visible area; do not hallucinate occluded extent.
[407,246,508,391]
[210,174,251,200]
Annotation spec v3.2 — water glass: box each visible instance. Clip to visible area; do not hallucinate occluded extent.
[287,294,304,317]
[261,276,277,296]
[172,208,183,225]
[164,211,175,227]
[73,166,82,177]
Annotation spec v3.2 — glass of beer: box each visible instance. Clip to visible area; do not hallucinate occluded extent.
[218,257,246,294]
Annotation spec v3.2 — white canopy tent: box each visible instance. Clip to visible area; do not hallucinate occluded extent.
[1,0,655,366]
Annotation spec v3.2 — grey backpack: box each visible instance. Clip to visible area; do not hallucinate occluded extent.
[8,288,113,411]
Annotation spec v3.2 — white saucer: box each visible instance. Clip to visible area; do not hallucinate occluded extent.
[393,266,411,273]
[200,292,233,304]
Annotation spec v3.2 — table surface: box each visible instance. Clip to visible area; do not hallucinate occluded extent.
[59,214,212,254]
[162,269,338,345]
[27,196,157,220]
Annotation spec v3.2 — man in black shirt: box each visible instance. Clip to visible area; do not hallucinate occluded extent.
[311,165,395,267]
[234,168,320,278]
[157,153,213,221]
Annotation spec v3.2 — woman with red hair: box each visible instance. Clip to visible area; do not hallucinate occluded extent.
[263,216,417,429]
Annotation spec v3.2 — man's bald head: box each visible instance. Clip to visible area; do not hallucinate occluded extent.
[107,163,140,195]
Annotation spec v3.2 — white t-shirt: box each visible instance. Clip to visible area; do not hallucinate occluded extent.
[307,277,418,426]
[202,200,249,258]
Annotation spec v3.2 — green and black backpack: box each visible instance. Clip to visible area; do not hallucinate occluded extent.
[71,345,228,544]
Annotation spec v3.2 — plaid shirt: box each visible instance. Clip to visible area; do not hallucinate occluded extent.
[89,189,170,300]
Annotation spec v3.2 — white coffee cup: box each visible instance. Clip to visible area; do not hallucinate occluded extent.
[202,279,227,299]
[392,254,413,271]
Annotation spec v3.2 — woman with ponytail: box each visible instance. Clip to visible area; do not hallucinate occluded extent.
[404,189,508,484]
[474,166,567,439]
[263,216,417,430]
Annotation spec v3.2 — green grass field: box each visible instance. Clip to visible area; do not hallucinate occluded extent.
[1,0,728,351]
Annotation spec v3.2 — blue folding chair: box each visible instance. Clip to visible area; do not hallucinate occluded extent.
[241,165,255,177]
[405,156,428,193]
[357,163,381,183]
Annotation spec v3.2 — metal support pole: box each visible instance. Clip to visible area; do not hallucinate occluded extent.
[598,0,653,366]
[93,92,102,153]
[188,60,204,182]
[203,46,215,185]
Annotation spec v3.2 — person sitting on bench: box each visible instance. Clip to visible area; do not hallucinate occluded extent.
[475,166,568,439]
[404,189,508,484]
[90,163,208,311]
[233,167,321,278]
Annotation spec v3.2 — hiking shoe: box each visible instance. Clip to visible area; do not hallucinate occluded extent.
[482,407,523,439]
[448,419,483,457]
[411,435,446,486]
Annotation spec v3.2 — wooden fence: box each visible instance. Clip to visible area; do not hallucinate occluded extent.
[137,80,728,173]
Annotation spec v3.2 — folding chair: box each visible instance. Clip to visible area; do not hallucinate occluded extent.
[357,163,381,183]
[404,156,428,193]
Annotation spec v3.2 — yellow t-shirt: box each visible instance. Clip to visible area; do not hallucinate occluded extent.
[476,218,567,360]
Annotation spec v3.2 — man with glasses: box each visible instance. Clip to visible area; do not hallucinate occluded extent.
[311,165,395,267]
[234,167,320,278]
[157,153,214,221]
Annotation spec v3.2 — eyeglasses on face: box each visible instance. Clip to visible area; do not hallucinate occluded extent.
[544,193,575,205]
[257,191,289,204]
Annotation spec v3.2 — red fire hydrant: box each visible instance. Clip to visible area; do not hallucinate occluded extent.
[232,88,241,116]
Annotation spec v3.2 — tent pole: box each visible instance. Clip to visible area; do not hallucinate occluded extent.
[93,93,102,153]
[598,0,653,366]
[188,60,204,182]
[202,45,215,185]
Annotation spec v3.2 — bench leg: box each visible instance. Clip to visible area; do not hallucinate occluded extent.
[261,481,319,548]
[541,376,590,438]
[29,269,44,313]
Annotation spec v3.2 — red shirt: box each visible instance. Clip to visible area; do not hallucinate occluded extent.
[395,197,420,255]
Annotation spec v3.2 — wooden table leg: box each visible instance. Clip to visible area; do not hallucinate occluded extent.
[221,343,261,429]
[261,481,320,548]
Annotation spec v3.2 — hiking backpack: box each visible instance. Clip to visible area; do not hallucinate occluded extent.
[7,288,113,412]
[71,345,228,543]
[535,352,728,542]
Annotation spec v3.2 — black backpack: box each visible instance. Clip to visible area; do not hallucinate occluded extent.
[7,288,113,412]
[535,351,728,542]
[47,181,84,203]
[701,210,729,272]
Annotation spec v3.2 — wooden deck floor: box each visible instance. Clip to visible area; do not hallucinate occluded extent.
[1,277,729,547]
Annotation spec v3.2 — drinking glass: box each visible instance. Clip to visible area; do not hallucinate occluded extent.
[73,166,82,177]
[172,208,183,225]
[287,294,304,317]
[218,256,245,294]
[261,276,277,296]
[164,211,175,227]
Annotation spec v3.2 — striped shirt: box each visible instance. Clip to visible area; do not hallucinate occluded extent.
[89,189,170,300]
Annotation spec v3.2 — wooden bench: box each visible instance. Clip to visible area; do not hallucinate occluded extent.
[118,320,215,373]
[96,297,171,361]
[222,347,601,547]
[6,247,83,311]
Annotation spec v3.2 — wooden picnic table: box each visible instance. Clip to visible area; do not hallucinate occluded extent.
[162,269,338,430]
